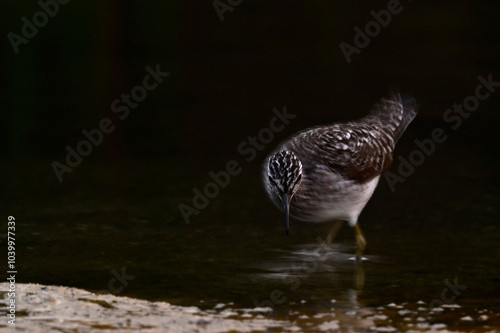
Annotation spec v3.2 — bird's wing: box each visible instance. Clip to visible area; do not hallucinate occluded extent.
[287,123,394,184]
[286,93,416,183]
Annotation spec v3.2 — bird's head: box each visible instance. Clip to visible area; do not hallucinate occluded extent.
[266,150,303,235]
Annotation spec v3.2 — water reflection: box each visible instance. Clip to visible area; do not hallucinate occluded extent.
[247,243,397,331]
[250,241,383,311]
[246,241,500,332]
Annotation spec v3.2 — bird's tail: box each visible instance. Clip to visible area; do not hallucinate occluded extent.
[367,91,418,143]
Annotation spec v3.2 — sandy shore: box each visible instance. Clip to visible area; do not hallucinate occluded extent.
[0,283,289,332]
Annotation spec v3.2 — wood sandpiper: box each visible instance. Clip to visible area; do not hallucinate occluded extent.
[263,93,417,256]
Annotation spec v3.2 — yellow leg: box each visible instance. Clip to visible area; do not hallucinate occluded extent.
[326,220,344,245]
[354,222,366,258]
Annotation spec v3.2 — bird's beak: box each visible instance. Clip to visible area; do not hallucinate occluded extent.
[283,193,290,235]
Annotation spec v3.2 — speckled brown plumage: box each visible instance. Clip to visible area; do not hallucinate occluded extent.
[263,93,417,233]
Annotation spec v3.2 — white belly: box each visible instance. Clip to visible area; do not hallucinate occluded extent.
[290,172,381,227]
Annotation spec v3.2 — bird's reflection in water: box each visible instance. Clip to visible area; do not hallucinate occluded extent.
[252,242,378,307]
[250,243,387,331]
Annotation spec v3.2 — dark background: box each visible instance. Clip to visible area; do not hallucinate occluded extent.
[2,1,499,161]
[1,0,500,305]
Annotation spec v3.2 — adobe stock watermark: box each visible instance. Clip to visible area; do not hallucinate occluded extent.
[51,64,169,182]
[178,106,296,224]
[428,277,467,310]
[213,0,242,22]
[7,0,71,54]
[384,73,499,192]
[339,0,408,64]
[99,267,135,295]
[406,276,467,321]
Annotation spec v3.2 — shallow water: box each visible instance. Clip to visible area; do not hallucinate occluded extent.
[2,131,500,331]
